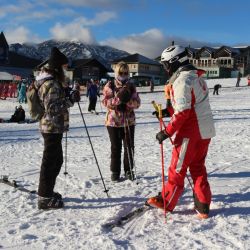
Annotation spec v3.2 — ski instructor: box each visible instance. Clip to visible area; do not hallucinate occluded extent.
[147,45,216,219]
[34,47,80,209]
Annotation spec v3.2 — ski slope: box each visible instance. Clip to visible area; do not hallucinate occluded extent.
[0,78,249,250]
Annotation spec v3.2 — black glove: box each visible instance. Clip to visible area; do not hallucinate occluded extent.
[70,90,81,103]
[152,108,170,118]
[117,103,127,112]
[117,86,131,103]
[156,130,169,144]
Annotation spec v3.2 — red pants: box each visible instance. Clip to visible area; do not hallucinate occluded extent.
[162,135,211,211]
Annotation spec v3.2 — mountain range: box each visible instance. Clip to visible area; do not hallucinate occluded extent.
[9,40,130,69]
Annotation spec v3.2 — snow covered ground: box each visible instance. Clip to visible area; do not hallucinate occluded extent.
[0,78,249,250]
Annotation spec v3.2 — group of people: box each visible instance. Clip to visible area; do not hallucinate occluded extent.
[0,80,30,103]
[28,45,215,220]
[0,83,17,99]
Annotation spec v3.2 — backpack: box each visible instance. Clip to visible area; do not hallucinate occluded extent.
[26,84,45,120]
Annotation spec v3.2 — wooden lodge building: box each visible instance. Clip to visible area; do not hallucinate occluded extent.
[111,53,163,85]
[0,32,41,80]
[186,45,250,78]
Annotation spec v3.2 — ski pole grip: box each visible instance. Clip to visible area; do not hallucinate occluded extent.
[151,100,159,112]
[158,104,162,119]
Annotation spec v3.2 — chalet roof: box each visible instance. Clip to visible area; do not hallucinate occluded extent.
[113,53,161,66]
[215,46,240,57]
[72,58,108,70]
[186,47,198,53]
[0,51,41,68]
[199,47,216,53]
[0,32,9,48]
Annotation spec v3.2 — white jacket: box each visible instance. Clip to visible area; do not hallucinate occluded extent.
[166,69,216,139]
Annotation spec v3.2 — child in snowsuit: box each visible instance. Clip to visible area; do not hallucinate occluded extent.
[102,62,141,182]
[148,45,216,219]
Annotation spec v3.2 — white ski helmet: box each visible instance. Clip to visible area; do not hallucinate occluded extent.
[161,45,189,75]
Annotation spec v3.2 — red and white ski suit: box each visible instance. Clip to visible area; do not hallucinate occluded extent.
[163,69,216,212]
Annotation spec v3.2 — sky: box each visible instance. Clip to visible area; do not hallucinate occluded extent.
[1,0,250,58]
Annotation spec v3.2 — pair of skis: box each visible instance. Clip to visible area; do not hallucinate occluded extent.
[102,202,154,230]
[0,176,36,194]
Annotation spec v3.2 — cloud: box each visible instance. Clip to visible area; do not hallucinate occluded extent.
[68,11,116,26]
[4,26,42,44]
[49,11,116,43]
[100,29,221,58]
[50,22,96,43]
[52,0,133,9]
[100,29,167,58]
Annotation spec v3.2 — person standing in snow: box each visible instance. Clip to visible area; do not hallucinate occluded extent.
[33,47,80,209]
[147,45,216,219]
[102,62,141,182]
[236,72,241,87]
[164,80,172,108]
[86,79,100,114]
[18,80,27,103]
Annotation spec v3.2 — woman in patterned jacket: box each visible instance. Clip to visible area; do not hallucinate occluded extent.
[102,62,141,182]
[34,47,80,209]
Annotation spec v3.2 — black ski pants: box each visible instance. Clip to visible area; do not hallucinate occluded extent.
[38,133,63,197]
[107,126,135,176]
[88,97,97,112]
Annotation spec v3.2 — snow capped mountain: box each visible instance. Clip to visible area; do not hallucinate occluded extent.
[9,40,130,68]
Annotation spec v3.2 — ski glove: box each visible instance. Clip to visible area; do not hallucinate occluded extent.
[152,108,170,119]
[70,90,81,103]
[117,86,131,104]
[156,130,169,144]
[117,103,127,112]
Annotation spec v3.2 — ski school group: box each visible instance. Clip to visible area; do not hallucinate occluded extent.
[1,44,216,221]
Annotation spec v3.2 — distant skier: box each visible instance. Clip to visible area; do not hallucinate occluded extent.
[18,80,27,103]
[213,84,221,95]
[87,79,100,114]
[147,45,216,219]
[164,80,172,108]
[236,72,241,87]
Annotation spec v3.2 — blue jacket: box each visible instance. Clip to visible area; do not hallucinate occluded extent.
[87,84,99,99]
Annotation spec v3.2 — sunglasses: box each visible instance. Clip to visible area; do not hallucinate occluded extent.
[119,72,128,76]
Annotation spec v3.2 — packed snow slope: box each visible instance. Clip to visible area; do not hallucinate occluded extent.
[0,78,249,250]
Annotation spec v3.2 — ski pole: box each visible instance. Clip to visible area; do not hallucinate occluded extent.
[77,102,109,198]
[98,96,103,113]
[123,114,137,183]
[64,132,68,176]
[152,100,195,194]
[152,102,167,218]
[125,117,138,183]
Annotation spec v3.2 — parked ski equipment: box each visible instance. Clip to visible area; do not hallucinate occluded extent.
[0,175,36,194]
[102,202,153,229]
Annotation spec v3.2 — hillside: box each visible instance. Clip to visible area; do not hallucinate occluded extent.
[9,40,130,68]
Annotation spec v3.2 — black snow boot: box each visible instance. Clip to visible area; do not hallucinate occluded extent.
[125,171,135,181]
[38,196,64,210]
[111,172,120,182]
